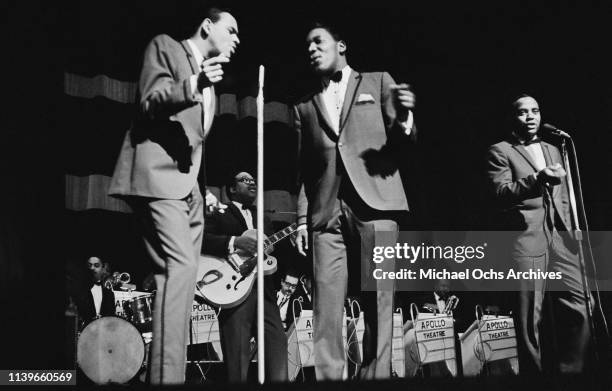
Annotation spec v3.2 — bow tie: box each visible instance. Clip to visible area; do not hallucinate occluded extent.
[93,281,102,286]
[242,204,254,211]
[329,71,343,83]
[523,137,541,146]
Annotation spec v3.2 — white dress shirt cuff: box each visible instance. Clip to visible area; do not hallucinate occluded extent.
[228,236,236,254]
[297,224,307,232]
[397,110,414,135]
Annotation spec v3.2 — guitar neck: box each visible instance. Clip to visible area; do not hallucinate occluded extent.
[264,223,298,248]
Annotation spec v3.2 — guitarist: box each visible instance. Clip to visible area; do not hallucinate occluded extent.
[203,171,288,383]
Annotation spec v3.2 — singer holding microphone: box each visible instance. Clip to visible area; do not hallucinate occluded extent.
[108,6,239,385]
[486,94,591,374]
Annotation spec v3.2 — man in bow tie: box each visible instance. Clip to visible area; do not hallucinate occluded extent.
[72,256,116,327]
[108,6,239,385]
[486,94,591,374]
[203,171,288,382]
[292,21,418,380]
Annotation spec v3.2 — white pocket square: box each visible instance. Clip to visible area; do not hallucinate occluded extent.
[356,93,375,103]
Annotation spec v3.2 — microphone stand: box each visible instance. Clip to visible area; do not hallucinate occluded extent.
[559,136,599,363]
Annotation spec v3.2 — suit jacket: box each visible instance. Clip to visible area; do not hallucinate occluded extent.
[73,283,116,325]
[294,71,417,229]
[203,202,273,257]
[486,137,572,256]
[109,34,215,199]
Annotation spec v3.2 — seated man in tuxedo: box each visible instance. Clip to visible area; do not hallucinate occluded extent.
[203,171,287,383]
[72,256,116,327]
[276,270,299,330]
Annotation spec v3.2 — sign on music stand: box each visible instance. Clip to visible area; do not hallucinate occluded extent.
[460,305,519,376]
[409,303,457,376]
[286,300,348,381]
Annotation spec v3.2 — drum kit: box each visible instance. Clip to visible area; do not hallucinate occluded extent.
[76,273,155,385]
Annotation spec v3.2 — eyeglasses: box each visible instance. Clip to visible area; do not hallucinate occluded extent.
[281,280,297,288]
[237,177,256,185]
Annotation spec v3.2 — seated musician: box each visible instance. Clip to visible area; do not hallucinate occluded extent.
[71,256,116,326]
[202,171,288,383]
[276,269,299,330]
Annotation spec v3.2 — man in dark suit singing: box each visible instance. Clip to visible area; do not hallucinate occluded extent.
[486,94,590,374]
[293,22,417,380]
[108,7,240,384]
[203,171,288,383]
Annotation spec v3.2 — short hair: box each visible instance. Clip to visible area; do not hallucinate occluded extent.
[283,269,300,280]
[185,4,233,36]
[225,170,252,199]
[206,6,231,23]
[87,256,109,266]
[306,20,345,43]
[511,93,536,109]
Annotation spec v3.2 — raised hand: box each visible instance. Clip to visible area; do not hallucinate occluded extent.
[390,83,415,122]
[197,55,230,90]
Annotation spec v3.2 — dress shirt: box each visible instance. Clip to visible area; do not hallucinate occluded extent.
[514,132,547,180]
[434,292,446,314]
[277,291,291,324]
[91,283,102,317]
[320,65,414,135]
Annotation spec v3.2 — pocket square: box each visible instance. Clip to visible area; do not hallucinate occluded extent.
[356,93,375,103]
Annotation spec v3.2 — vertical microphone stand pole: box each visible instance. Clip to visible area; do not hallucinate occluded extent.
[560,136,598,362]
[256,65,266,384]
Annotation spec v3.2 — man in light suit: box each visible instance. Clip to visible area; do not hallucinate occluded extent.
[293,22,417,380]
[108,7,239,385]
[203,171,288,383]
[486,94,591,374]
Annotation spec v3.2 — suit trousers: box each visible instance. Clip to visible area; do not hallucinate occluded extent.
[218,276,288,383]
[130,184,204,385]
[311,196,397,381]
[515,228,591,374]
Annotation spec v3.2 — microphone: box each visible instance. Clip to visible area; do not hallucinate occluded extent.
[541,123,571,138]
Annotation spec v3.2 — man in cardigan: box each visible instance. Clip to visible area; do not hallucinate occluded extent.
[108,7,239,384]
[293,21,417,380]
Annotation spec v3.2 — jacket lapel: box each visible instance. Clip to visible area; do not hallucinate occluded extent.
[228,203,248,232]
[511,142,539,172]
[312,92,339,141]
[180,40,199,75]
[338,71,362,134]
[541,142,554,166]
[180,40,206,135]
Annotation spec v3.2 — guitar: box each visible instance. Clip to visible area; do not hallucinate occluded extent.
[195,223,298,308]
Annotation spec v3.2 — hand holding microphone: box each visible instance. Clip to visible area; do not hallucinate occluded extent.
[537,163,566,186]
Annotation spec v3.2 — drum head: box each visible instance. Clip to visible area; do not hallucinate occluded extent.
[77,316,144,384]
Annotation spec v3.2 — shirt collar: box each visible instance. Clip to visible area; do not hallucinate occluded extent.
[322,65,352,89]
[512,131,540,145]
[187,39,204,67]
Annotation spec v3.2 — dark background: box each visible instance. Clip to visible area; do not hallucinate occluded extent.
[2,0,612,369]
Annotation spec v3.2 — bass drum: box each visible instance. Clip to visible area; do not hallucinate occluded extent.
[77,316,145,384]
